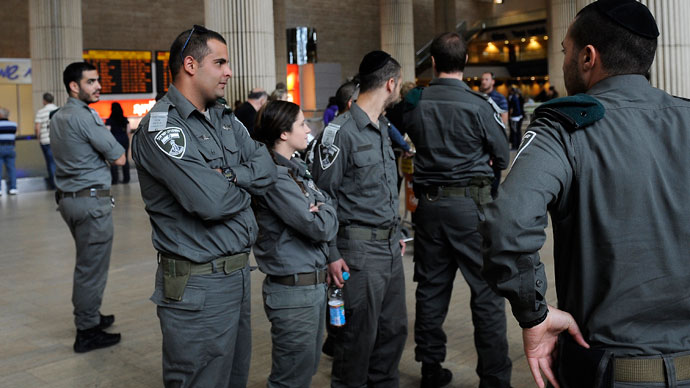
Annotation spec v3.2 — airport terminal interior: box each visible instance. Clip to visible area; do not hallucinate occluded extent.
[1,0,689,387]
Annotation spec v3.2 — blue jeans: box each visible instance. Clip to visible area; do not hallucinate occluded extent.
[0,144,17,191]
[40,144,56,188]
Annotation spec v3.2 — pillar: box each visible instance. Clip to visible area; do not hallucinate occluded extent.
[29,0,83,110]
[205,0,276,104]
[381,0,416,83]
[640,0,690,98]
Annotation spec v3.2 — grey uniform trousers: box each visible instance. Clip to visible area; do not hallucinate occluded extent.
[263,277,327,388]
[331,236,408,388]
[151,264,251,388]
[413,195,512,388]
[58,196,114,330]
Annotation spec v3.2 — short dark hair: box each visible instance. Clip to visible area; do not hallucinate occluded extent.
[430,32,467,73]
[248,90,268,100]
[42,93,54,103]
[335,81,359,112]
[253,100,301,148]
[359,57,401,94]
[169,25,227,81]
[570,6,657,76]
[63,62,97,93]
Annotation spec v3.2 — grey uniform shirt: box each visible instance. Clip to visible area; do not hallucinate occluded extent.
[132,84,277,263]
[50,97,125,191]
[253,153,338,275]
[311,103,400,262]
[404,78,509,186]
[481,75,690,356]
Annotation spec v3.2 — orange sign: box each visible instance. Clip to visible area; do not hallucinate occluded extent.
[90,99,157,119]
[286,64,300,106]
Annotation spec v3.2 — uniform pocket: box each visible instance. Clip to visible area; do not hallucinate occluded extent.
[264,287,317,310]
[86,201,113,244]
[150,287,206,311]
[352,149,382,191]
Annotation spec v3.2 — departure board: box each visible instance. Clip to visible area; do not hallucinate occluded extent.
[83,50,153,94]
[155,51,171,93]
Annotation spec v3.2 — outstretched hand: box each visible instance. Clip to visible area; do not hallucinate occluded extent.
[522,306,589,388]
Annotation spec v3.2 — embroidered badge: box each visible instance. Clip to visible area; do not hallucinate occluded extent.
[319,143,340,170]
[155,127,187,159]
[510,130,536,168]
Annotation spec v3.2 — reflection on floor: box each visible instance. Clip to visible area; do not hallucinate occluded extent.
[0,183,557,388]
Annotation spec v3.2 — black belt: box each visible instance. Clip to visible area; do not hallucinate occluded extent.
[268,271,327,286]
[0,141,15,145]
[338,225,395,241]
[418,185,469,199]
[57,188,111,199]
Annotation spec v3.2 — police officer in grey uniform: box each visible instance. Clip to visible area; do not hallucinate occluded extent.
[50,61,126,353]
[312,50,408,388]
[480,1,690,387]
[252,100,339,388]
[131,25,276,387]
[403,32,511,388]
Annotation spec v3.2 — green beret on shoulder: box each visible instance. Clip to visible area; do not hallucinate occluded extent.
[403,86,424,110]
[534,94,605,131]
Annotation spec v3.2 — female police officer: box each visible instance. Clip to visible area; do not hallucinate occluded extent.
[252,100,339,388]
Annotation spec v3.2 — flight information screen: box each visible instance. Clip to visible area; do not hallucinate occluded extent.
[155,51,171,93]
[83,50,153,94]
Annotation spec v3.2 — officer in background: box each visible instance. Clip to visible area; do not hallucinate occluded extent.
[50,62,126,353]
[479,71,510,199]
[480,1,690,387]
[312,50,408,387]
[131,25,276,387]
[403,32,511,388]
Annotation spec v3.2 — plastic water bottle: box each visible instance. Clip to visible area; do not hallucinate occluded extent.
[328,272,350,327]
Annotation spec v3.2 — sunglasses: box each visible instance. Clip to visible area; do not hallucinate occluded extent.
[180,25,207,61]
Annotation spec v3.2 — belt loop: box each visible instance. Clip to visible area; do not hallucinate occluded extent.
[211,259,218,273]
[157,252,161,264]
[293,273,299,285]
[664,355,678,388]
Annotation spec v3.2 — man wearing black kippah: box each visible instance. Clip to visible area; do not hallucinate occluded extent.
[480,1,690,387]
[312,50,408,387]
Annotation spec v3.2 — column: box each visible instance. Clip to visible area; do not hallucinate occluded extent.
[29,0,83,110]
[381,0,416,83]
[640,0,690,98]
[434,0,456,36]
[205,0,276,104]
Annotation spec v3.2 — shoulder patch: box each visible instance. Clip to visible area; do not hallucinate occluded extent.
[510,130,537,169]
[318,143,340,170]
[154,127,186,159]
[534,94,605,131]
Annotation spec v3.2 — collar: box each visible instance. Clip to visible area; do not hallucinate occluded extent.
[350,102,384,132]
[429,77,469,90]
[66,97,90,109]
[165,84,209,120]
[587,74,651,98]
[273,152,307,177]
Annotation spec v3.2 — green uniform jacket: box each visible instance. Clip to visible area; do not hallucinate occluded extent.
[481,74,690,356]
[132,85,277,263]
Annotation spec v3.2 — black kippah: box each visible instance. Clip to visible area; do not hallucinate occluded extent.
[359,50,392,76]
[591,0,659,39]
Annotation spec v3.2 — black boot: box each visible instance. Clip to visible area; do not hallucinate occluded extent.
[420,363,452,388]
[74,327,121,353]
[98,313,115,330]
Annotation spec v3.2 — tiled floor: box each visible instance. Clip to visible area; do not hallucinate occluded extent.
[0,183,557,387]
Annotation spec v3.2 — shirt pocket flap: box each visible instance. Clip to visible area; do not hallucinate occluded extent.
[150,287,206,311]
[197,140,224,162]
[352,149,379,167]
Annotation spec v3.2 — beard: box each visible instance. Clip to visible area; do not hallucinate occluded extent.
[563,56,587,96]
[78,88,98,103]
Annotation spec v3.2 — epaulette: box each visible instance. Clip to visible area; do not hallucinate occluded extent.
[321,112,350,147]
[533,94,605,131]
[404,86,424,109]
[673,95,690,103]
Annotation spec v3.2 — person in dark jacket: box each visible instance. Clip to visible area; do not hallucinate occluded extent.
[106,102,131,184]
[252,100,338,388]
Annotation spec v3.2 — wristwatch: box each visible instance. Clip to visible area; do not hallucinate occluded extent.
[221,166,236,183]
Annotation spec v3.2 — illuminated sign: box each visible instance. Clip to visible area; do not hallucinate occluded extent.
[155,51,171,93]
[83,50,153,94]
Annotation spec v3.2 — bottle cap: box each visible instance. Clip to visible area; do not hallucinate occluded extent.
[342,272,350,281]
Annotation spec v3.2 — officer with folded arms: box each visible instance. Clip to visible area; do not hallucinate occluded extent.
[51,61,126,353]
[132,25,276,387]
[480,1,690,387]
